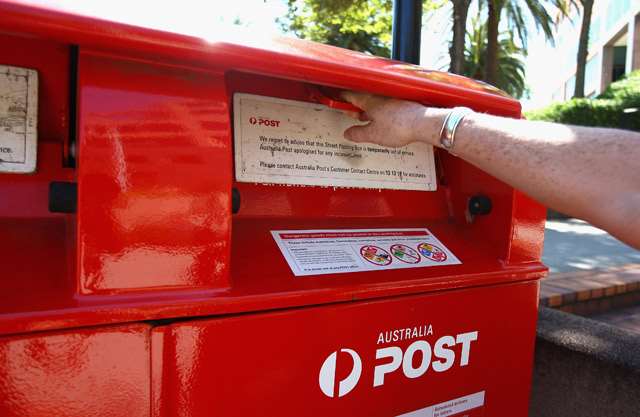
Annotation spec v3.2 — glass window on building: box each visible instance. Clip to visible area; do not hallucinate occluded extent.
[552,87,563,102]
[589,17,600,49]
[613,46,627,82]
[564,41,579,73]
[605,0,630,33]
[565,75,576,99]
[585,53,601,95]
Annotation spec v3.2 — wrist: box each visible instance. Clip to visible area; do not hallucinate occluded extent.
[438,107,474,153]
[415,107,450,147]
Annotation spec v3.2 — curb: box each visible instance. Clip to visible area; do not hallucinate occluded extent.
[540,264,640,308]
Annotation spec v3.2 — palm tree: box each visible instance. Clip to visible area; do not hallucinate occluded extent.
[449,0,472,74]
[485,0,502,84]
[574,0,594,97]
[484,0,564,85]
[464,16,527,98]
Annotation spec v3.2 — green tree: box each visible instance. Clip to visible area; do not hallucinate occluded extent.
[280,0,443,57]
[484,0,565,85]
[463,15,527,98]
[280,0,394,57]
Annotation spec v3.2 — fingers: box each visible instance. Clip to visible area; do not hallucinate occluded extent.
[341,110,370,121]
[342,110,361,120]
[341,91,381,125]
[340,91,367,108]
[340,91,381,111]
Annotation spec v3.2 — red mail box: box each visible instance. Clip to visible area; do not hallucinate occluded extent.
[0,2,546,416]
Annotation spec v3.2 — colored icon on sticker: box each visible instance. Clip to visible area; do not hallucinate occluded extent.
[360,245,392,266]
[390,244,421,264]
[417,243,447,262]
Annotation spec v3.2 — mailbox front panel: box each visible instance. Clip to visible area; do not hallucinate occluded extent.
[0,324,150,417]
[152,280,538,417]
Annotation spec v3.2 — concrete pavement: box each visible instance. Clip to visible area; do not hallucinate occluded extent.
[542,219,640,273]
[541,218,640,333]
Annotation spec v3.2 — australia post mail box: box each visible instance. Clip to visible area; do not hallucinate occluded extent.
[0,2,547,417]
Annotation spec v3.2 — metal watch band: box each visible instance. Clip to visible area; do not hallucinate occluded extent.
[439,107,473,153]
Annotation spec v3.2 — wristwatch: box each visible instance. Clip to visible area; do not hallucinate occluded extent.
[438,107,473,153]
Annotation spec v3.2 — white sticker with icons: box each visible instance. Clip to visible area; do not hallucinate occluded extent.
[271,228,460,277]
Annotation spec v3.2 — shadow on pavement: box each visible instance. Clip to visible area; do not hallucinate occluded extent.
[542,219,640,273]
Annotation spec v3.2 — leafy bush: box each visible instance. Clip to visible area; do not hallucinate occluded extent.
[525,70,640,131]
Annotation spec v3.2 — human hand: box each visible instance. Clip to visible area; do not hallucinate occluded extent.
[341,91,448,148]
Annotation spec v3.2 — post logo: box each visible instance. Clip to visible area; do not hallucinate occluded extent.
[248,116,280,127]
[318,348,362,398]
[317,329,478,398]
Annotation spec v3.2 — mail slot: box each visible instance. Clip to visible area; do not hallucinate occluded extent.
[0,2,547,417]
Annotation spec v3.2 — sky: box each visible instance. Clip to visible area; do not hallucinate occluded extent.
[40,0,560,110]
[43,0,290,40]
[418,2,572,110]
[522,30,563,109]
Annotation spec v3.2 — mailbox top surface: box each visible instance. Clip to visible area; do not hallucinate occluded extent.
[0,0,520,115]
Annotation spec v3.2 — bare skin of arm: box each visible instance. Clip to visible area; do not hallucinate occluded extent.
[341,92,640,250]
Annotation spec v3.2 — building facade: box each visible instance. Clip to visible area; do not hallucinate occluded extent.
[550,0,640,102]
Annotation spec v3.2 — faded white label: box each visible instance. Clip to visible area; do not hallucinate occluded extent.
[233,93,436,191]
[397,391,485,417]
[271,228,460,277]
[0,65,37,173]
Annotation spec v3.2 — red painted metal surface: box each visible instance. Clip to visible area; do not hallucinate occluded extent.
[76,51,232,294]
[0,22,547,336]
[0,2,548,416]
[0,31,76,324]
[0,324,150,417]
[152,282,539,417]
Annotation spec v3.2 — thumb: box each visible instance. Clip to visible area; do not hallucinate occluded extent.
[344,124,374,144]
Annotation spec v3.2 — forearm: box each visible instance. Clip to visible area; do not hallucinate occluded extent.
[447,113,640,247]
[340,91,640,249]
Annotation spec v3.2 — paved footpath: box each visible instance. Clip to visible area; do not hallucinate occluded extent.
[540,219,640,333]
[542,219,640,273]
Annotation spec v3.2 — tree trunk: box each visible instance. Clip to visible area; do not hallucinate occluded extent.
[449,0,471,74]
[574,0,594,98]
[484,0,501,85]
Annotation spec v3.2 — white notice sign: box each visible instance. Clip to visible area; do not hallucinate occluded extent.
[234,93,436,191]
[0,65,37,173]
[271,228,460,277]
[396,391,485,417]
